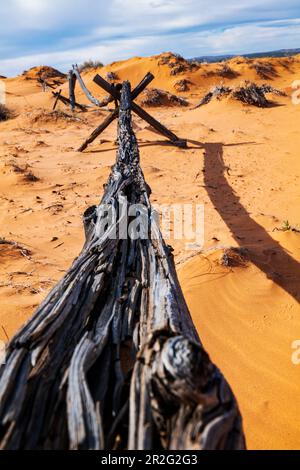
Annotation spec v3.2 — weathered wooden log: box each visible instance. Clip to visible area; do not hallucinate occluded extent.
[52,89,62,110]
[38,77,56,91]
[0,81,245,450]
[69,70,77,111]
[131,101,187,147]
[91,73,187,148]
[78,108,119,152]
[72,65,114,108]
[131,72,155,99]
[78,73,156,152]
[51,91,87,112]
[93,72,155,101]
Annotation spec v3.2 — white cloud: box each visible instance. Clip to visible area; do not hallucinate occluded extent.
[0,1,299,75]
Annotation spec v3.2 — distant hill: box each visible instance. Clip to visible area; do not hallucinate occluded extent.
[190,48,300,63]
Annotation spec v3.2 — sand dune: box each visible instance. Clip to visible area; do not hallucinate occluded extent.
[0,52,300,449]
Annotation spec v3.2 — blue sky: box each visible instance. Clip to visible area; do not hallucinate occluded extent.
[0,0,300,76]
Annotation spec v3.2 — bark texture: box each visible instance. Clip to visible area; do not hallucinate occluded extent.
[0,81,245,450]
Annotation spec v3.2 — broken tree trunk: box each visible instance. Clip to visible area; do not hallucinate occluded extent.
[0,81,245,450]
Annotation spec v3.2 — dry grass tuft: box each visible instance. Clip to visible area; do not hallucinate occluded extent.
[220,247,249,267]
[140,88,189,107]
[0,104,13,121]
[250,61,279,80]
[78,60,104,73]
[174,79,193,92]
[30,110,85,124]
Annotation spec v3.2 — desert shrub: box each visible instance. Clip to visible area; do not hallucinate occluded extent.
[140,88,189,107]
[9,161,40,182]
[232,83,270,107]
[217,64,240,78]
[251,61,278,80]
[24,171,39,182]
[78,60,104,72]
[158,52,199,74]
[221,247,249,267]
[202,64,239,79]
[173,53,185,61]
[195,82,284,108]
[174,79,192,92]
[0,104,12,121]
[273,220,300,233]
[106,71,119,82]
[170,64,186,75]
[30,110,86,124]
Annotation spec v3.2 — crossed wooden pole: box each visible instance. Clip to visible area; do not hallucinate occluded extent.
[77,72,187,152]
[52,89,88,112]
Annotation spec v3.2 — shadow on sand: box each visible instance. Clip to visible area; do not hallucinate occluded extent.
[83,135,300,303]
[188,139,300,303]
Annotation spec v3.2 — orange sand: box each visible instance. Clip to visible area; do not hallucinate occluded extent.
[0,52,300,449]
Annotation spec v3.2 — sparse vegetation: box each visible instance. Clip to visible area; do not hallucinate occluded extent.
[217,64,240,79]
[158,52,199,75]
[140,88,189,107]
[221,247,249,267]
[106,71,119,82]
[273,220,300,233]
[78,60,104,72]
[30,110,86,124]
[202,64,240,79]
[0,104,12,121]
[11,163,29,174]
[174,79,192,92]
[24,171,40,182]
[9,162,40,182]
[250,61,278,80]
[232,83,270,107]
[195,81,285,108]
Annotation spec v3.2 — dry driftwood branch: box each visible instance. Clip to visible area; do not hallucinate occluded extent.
[71,65,114,108]
[0,81,245,450]
[52,89,62,110]
[194,85,231,108]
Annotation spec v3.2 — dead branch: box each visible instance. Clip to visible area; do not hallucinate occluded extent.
[0,81,245,450]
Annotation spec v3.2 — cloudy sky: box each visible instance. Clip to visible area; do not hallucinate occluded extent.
[0,0,300,76]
